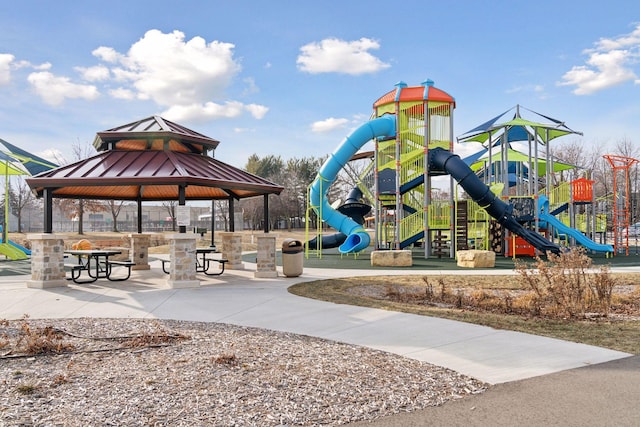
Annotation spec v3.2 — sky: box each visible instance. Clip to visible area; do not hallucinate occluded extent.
[1,0,639,171]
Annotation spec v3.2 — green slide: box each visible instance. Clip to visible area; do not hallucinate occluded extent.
[0,242,28,260]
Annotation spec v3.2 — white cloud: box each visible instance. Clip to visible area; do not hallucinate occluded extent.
[161,101,245,122]
[92,46,123,63]
[7,29,264,117]
[99,29,240,105]
[76,64,110,82]
[37,148,65,165]
[311,117,350,133]
[162,100,269,122]
[0,53,14,85]
[297,37,390,75]
[109,87,136,100]
[245,103,268,119]
[91,29,266,120]
[27,71,100,106]
[32,62,51,71]
[592,24,640,51]
[559,24,640,95]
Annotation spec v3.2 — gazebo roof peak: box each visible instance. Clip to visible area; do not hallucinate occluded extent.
[93,115,221,154]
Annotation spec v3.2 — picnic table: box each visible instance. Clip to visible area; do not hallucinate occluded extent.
[161,248,228,276]
[64,249,135,283]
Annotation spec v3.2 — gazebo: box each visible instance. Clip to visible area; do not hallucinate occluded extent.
[26,115,283,233]
[25,116,284,288]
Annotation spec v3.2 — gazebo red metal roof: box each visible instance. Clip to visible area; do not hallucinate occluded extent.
[27,150,283,201]
[93,115,220,153]
[26,116,283,201]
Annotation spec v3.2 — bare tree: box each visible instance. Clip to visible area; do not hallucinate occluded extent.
[52,142,106,234]
[56,199,107,235]
[552,137,609,199]
[162,200,177,231]
[106,200,128,232]
[8,178,38,232]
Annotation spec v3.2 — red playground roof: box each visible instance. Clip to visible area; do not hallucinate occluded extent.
[373,80,455,108]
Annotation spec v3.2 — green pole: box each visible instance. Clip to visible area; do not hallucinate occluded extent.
[3,159,8,243]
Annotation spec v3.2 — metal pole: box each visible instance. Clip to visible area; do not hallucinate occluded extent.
[210,200,216,248]
[229,197,235,232]
[263,194,269,233]
[137,197,142,233]
[178,186,186,234]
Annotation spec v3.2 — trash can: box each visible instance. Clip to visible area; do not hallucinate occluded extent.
[281,239,304,277]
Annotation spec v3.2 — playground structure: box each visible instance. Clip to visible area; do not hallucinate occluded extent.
[307,80,615,259]
[0,139,58,260]
[604,154,639,255]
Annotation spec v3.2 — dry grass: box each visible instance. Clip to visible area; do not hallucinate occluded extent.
[289,270,640,354]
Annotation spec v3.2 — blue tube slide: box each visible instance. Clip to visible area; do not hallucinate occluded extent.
[429,148,562,255]
[538,196,613,253]
[309,115,396,253]
[307,186,371,250]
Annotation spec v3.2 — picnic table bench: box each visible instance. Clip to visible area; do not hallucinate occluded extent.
[161,248,228,276]
[64,249,134,283]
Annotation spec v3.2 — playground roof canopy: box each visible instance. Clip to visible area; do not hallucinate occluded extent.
[0,138,58,175]
[372,80,456,108]
[466,147,576,176]
[458,105,582,145]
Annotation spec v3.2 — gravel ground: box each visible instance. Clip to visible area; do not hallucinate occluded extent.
[1,318,486,426]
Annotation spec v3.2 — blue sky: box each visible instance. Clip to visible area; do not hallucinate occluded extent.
[1,0,639,169]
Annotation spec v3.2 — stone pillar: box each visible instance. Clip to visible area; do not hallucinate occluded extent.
[166,233,199,288]
[26,233,66,288]
[129,233,151,270]
[254,234,277,278]
[220,232,243,270]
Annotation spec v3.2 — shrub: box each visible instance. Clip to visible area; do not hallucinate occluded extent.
[515,248,616,319]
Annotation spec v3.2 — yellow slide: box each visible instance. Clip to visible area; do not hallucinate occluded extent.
[0,242,28,260]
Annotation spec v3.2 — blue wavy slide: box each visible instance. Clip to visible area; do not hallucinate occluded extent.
[309,115,396,253]
[538,196,613,253]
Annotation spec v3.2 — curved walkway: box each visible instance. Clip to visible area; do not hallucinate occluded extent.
[0,259,631,386]
[2,259,638,425]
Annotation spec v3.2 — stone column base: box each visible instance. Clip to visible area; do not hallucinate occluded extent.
[226,262,245,270]
[166,279,201,289]
[254,271,278,278]
[255,234,277,278]
[26,279,67,289]
[132,264,151,271]
[220,232,244,270]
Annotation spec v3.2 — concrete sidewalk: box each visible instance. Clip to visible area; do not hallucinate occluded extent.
[0,259,631,385]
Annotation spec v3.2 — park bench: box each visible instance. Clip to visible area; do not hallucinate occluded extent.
[106,260,136,281]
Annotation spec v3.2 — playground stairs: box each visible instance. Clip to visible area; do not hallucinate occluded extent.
[544,182,571,213]
[456,200,469,251]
